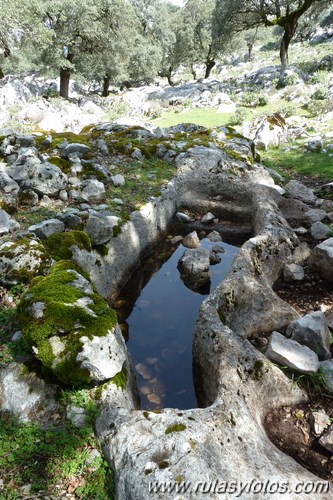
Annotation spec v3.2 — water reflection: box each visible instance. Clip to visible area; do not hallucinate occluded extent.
[112,235,240,410]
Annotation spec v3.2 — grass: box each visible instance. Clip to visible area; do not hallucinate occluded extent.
[0,412,114,499]
[151,108,233,128]
[261,141,333,181]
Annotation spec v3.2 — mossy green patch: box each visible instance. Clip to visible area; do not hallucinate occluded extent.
[47,156,71,173]
[44,230,92,261]
[94,244,109,256]
[165,423,187,434]
[18,261,117,385]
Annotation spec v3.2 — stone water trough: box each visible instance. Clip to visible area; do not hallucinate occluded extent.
[1,125,332,499]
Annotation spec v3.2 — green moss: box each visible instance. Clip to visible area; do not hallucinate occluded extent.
[18,261,117,385]
[94,244,109,257]
[158,461,169,469]
[44,230,92,260]
[165,423,187,435]
[249,360,265,381]
[218,307,226,324]
[112,224,122,237]
[110,365,127,389]
[48,156,71,173]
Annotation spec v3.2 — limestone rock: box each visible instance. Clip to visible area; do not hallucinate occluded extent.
[25,162,68,196]
[182,231,199,249]
[286,311,331,360]
[319,360,333,394]
[207,230,222,242]
[310,411,331,436]
[61,143,91,159]
[0,238,52,285]
[84,214,120,245]
[304,208,326,225]
[18,261,124,385]
[29,219,65,239]
[111,174,125,187]
[178,248,211,291]
[285,180,316,204]
[310,221,330,240]
[71,179,106,203]
[201,212,215,224]
[0,208,19,235]
[283,264,304,282]
[266,331,320,374]
[254,113,288,150]
[308,238,333,282]
[176,212,191,223]
[76,325,126,382]
[66,405,88,428]
[0,362,59,423]
[0,171,20,194]
[319,426,333,453]
[307,139,323,153]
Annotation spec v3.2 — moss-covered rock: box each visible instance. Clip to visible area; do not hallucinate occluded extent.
[18,261,123,385]
[0,238,52,285]
[44,230,92,261]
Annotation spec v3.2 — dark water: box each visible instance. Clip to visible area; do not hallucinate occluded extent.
[112,236,240,410]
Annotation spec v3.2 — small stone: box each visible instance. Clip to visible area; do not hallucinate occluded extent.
[212,245,225,254]
[283,264,304,282]
[201,212,215,224]
[111,174,125,186]
[207,231,222,242]
[29,219,65,239]
[209,251,222,264]
[170,235,183,244]
[319,360,333,393]
[182,231,200,249]
[140,386,151,395]
[310,221,330,240]
[310,411,330,436]
[135,363,153,380]
[12,331,23,342]
[147,393,161,405]
[176,212,191,223]
[319,426,333,453]
[112,198,124,205]
[287,311,331,361]
[294,227,308,236]
[66,405,87,428]
[266,331,320,374]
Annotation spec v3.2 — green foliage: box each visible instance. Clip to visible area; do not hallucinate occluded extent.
[311,88,328,101]
[228,108,248,126]
[240,91,268,107]
[0,412,114,498]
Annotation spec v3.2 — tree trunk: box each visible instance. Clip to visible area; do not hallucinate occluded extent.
[59,53,74,99]
[191,65,197,80]
[102,75,111,97]
[167,66,174,86]
[204,60,215,79]
[280,30,291,72]
[247,43,254,62]
[0,68,4,79]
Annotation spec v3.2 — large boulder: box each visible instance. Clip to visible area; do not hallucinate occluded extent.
[285,180,316,204]
[308,238,333,282]
[0,238,52,285]
[18,261,126,385]
[25,162,68,196]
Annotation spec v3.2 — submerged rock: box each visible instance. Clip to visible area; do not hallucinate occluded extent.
[178,248,211,293]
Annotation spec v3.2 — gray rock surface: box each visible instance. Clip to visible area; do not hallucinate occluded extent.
[25,162,68,196]
[71,179,105,203]
[320,360,333,393]
[311,221,331,240]
[283,263,304,282]
[287,311,332,360]
[305,208,326,225]
[285,180,316,204]
[111,174,125,187]
[310,411,331,436]
[201,211,215,223]
[76,325,127,382]
[0,362,59,423]
[84,214,120,245]
[266,331,320,374]
[0,238,52,285]
[308,238,333,282]
[29,218,65,239]
[178,248,210,290]
[319,426,333,453]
